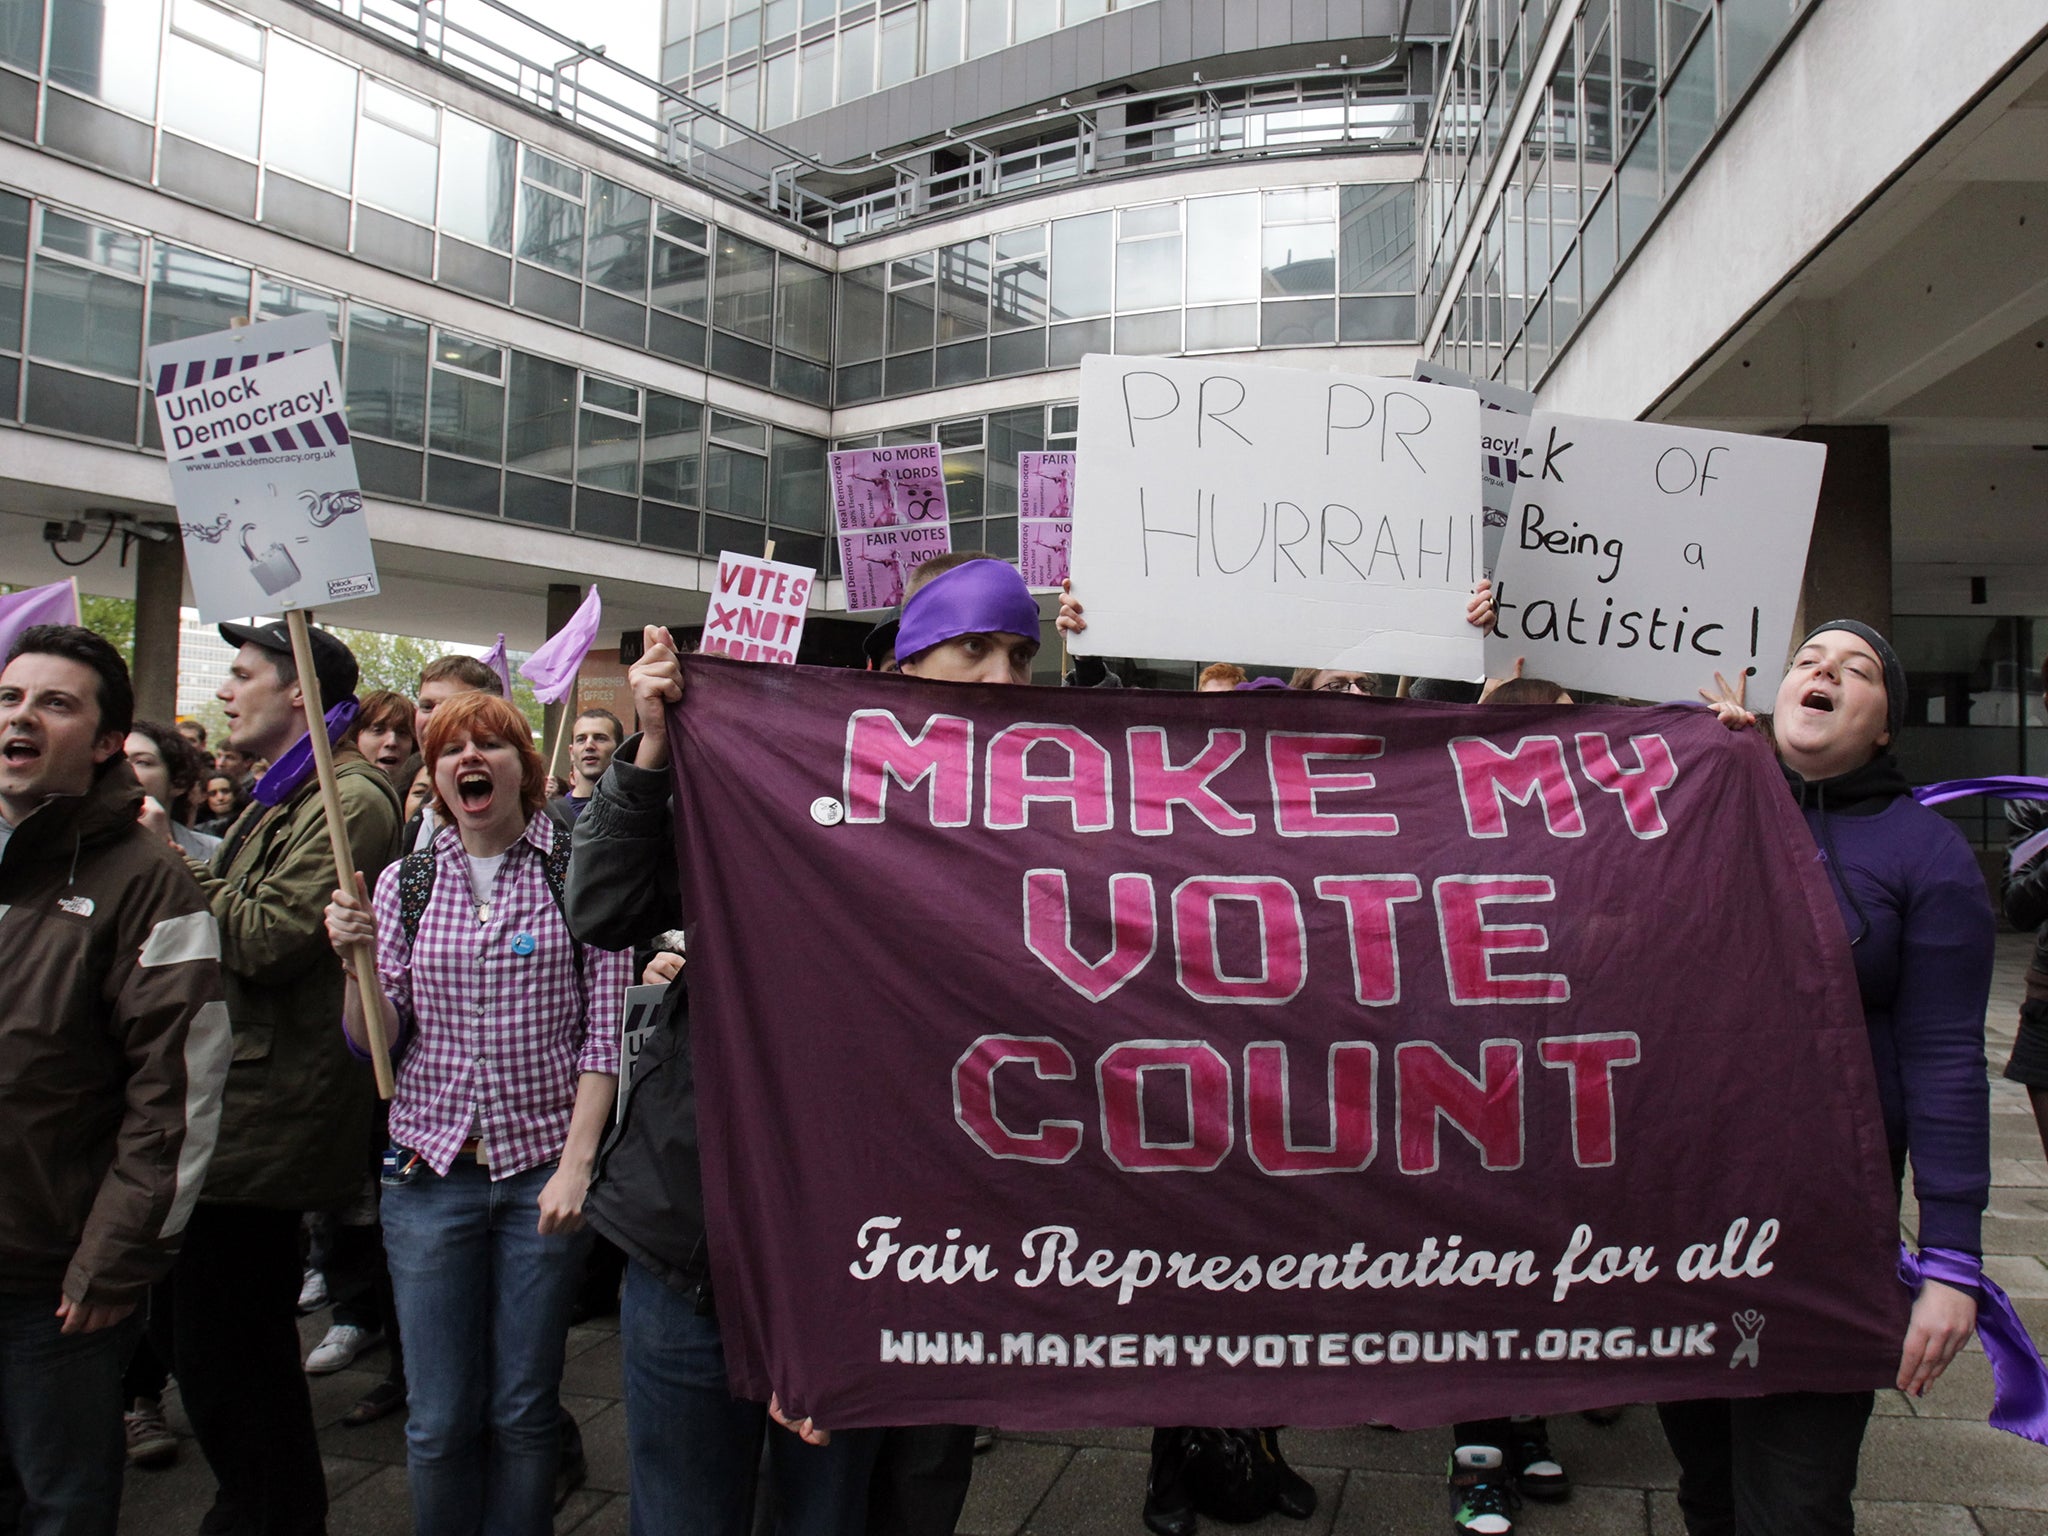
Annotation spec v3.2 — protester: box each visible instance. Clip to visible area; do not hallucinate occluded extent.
[214,745,258,790]
[176,718,209,751]
[1478,676,1571,706]
[558,567,1061,1536]
[154,620,403,1536]
[1288,666,1379,695]
[549,708,623,827]
[197,772,248,837]
[2000,658,2048,1162]
[346,689,418,784]
[408,657,503,851]
[324,688,628,1536]
[125,718,220,860]
[1679,623,1993,1534]
[0,624,229,1536]
[1196,663,1246,691]
[399,754,432,824]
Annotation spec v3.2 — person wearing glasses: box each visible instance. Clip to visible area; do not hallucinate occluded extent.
[1289,668,1380,695]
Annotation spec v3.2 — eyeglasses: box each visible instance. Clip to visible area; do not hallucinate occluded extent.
[1314,677,1374,695]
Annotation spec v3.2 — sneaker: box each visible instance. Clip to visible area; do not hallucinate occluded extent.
[1508,1417,1569,1502]
[304,1323,382,1374]
[296,1267,328,1314]
[124,1399,178,1469]
[1448,1445,1518,1535]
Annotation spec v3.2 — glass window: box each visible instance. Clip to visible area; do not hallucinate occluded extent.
[29,258,143,377]
[1114,310,1180,355]
[771,428,828,530]
[429,335,505,461]
[658,207,708,244]
[726,65,759,129]
[1184,303,1258,352]
[712,410,767,450]
[586,178,651,297]
[358,81,438,224]
[803,0,834,22]
[1115,227,1181,311]
[936,239,991,340]
[519,187,584,276]
[148,245,249,346]
[653,236,710,319]
[1260,298,1334,347]
[49,0,161,117]
[713,232,776,341]
[262,36,356,191]
[1263,187,1335,223]
[837,264,885,361]
[696,23,725,66]
[966,0,1004,58]
[841,19,875,100]
[257,276,340,336]
[706,441,768,519]
[800,36,835,118]
[40,211,141,273]
[0,0,43,72]
[345,305,428,443]
[996,224,1044,261]
[776,258,832,360]
[764,49,796,127]
[1339,183,1415,292]
[1663,17,1717,180]
[506,352,576,476]
[0,194,27,355]
[440,115,517,251]
[1185,195,1259,304]
[524,152,584,198]
[765,0,798,39]
[926,0,962,69]
[1049,212,1111,320]
[1724,0,1791,100]
[879,5,917,87]
[643,392,702,504]
[1261,221,1336,297]
[163,0,262,157]
[1015,0,1055,42]
[1616,110,1659,254]
[992,254,1047,331]
[887,282,934,352]
[579,378,641,491]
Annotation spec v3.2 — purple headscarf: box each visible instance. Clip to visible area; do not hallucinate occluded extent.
[895,561,1042,662]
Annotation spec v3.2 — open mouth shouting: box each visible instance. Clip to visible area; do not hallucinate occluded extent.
[1799,688,1835,713]
[1,737,40,768]
[454,768,496,814]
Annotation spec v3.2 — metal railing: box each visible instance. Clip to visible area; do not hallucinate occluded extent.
[303,0,1428,239]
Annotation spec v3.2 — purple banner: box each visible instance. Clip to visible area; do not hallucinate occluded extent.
[671,663,1907,1431]
[830,445,952,611]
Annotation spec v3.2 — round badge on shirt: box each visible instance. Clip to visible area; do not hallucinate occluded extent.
[510,932,537,956]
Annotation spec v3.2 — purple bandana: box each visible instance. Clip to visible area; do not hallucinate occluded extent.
[1235,677,1290,690]
[895,561,1041,662]
[251,699,359,807]
[1900,1243,2048,1445]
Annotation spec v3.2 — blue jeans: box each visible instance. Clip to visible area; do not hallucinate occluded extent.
[0,1290,137,1536]
[619,1258,880,1536]
[380,1158,590,1536]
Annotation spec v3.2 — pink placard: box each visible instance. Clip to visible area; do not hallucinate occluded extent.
[1018,519,1072,589]
[701,551,817,664]
[1017,451,1076,590]
[832,445,953,611]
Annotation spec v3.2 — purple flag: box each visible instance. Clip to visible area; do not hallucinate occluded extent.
[670,664,1909,1432]
[479,633,514,697]
[0,580,80,661]
[519,586,601,705]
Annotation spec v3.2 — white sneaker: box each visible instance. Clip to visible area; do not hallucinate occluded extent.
[296,1267,328,1314]
[304,1323,383,1374]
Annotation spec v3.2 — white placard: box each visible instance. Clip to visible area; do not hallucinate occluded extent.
[702,551,817,664]
[1485,413,1826,701]
[1067,355,1485,678]
[148,321,377,623]
[1412,360,1535,578]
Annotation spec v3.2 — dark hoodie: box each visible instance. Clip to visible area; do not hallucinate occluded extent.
[0,760,230,1305]
[1784,752,1994,1255]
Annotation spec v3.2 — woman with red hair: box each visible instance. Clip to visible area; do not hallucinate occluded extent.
[325,689,630,1536]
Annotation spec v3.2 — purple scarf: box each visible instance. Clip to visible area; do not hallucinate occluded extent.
[251,699,360,807]
[1900,1244,2048,1444]
[895,561,1041,662]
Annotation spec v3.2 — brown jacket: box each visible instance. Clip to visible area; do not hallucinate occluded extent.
[0,760,230,1306]
[189,747,401,1210]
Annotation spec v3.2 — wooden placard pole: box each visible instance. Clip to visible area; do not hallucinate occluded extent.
[286,608,397,1100]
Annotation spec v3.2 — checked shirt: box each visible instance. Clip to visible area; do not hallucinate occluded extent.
[372,813,629,1179]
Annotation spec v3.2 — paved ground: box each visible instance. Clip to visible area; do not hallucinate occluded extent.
[121,935,2048,1535]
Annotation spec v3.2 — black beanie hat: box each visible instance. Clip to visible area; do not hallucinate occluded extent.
[1797,619,1905,743]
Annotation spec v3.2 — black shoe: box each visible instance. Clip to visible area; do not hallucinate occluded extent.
[1257,1430,1317,1520]
[341,1378,406,1428]
[1507,1418,1569,1503]
[1447,1446,1518,1535]
[1143,1430,1198,1536]
[554,1410,588,1512]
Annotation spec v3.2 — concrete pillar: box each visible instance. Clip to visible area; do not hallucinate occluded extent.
[1786,425,1891,646]
[131,530,185,722]
[541,582,580,774]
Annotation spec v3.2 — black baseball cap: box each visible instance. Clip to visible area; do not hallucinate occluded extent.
[861,615,900,670]
[218,619,359,703]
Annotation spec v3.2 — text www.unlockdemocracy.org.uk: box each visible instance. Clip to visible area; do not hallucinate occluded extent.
[880,1323,1721,1369]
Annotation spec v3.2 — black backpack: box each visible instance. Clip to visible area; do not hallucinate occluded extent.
[396,836,577,949]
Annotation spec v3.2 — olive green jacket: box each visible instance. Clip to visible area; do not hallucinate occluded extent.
[187,748,401,1210]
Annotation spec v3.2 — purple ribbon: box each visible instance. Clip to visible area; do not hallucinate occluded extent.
[1909,775,2048,808]
[251,699,359,807]
[1899,1243,2048,1445]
